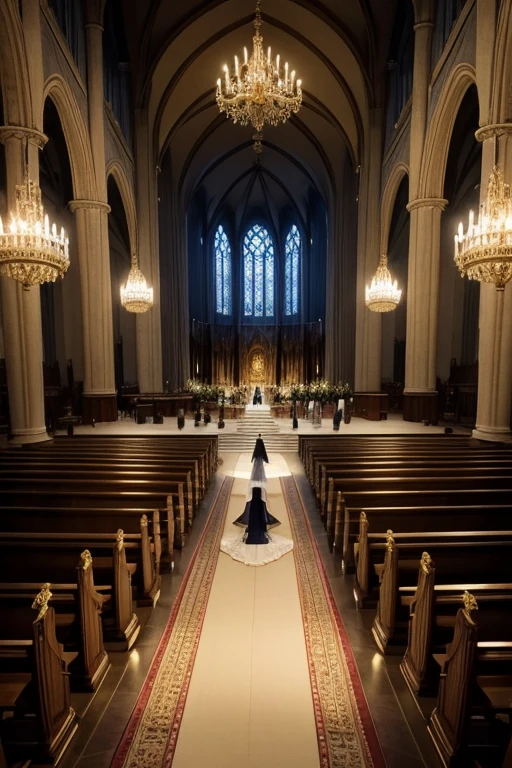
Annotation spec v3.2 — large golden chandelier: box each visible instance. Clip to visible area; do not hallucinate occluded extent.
[216,0,302,134]
[121,252,153,313]
[454,165,512,291]
[365,253,402,312]
[0,172,69,290]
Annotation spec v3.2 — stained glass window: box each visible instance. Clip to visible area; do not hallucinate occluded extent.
[243,225,275,317]
[284,224,300,316]
[214,225,232,315]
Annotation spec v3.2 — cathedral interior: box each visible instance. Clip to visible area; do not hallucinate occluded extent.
[0,1,512,767]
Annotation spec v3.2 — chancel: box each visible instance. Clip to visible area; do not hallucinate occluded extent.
[1,1,512,767]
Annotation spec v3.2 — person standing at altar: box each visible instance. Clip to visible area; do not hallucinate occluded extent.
[253,385,262,406]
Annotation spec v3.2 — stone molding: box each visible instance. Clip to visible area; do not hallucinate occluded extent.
[0,126,48,149]
[475,123,512,143]
[406,197,448,212]
[68,199,111,214]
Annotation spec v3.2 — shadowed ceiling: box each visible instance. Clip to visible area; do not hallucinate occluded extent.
[120,0,397,226]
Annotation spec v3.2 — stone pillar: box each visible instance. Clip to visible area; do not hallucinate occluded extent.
[402,1,438,423]
[472,125,512,442]
[134,108,163,392]
[0,126,50,443]
[354,109,383,392]
[69,200,117,423]
[403,198,447,423]
[76,0,116,422]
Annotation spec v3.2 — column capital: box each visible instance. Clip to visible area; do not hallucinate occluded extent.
[475,123,512,143]
[69,199,111,214]
[406,197,448,212]
[0,126,47,149]
[413,21,435,32]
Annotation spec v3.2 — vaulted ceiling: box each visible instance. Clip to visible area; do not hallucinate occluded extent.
[120,0,397,227]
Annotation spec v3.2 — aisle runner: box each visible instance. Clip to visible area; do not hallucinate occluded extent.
[111,476,234,768]
[281,476,385,768]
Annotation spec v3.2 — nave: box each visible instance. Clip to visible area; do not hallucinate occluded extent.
[58,451,440,768]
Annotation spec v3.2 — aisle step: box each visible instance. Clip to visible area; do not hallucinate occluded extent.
[219,433,298,452]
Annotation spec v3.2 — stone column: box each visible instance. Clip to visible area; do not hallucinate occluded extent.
[403,1,438,423]
[472,125,512,442]
[403,198,447,422]
[74,0,116,422]
[134,108,163,392]
[68,200,116,422]
[354,109,383,392]
[0,126,50,443]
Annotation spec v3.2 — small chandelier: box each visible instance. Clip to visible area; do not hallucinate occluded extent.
[454,165,512,291]
[0,172,69,290]
[121,253,153,313]
[365,253,402,312]
[216,0,302,136]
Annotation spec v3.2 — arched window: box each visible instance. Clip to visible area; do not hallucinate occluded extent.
[284,224,301,316]
[243,224,275,317]
[214,225,232,315]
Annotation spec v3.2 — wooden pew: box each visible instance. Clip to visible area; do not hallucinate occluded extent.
[0,521,160,606]
[0,550,111,692]
[428,592,512,767]
[400,554,512,696]
[355,507,512,599]
[369,531,512,654]
[0,584,79,766]
[338,487,512,566]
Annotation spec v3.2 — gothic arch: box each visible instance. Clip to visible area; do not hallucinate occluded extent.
[380,162,409,254]
[106,160,137,256]
[420,64,477,201]
[0,0,31,127]
[42,75,97,201]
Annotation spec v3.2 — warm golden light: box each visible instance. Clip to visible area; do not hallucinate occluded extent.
[0,173,69,290]
[216,0,302,138]
[365,253,401,312]
[121,254,153,314]
[454,165,512,290]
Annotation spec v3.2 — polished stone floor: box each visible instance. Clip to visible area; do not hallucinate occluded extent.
[60,452,443,768]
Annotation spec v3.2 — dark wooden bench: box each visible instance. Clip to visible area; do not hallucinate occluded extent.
[368,531,512,654]
[0,584,79,766]
[338,487,512,566]
[428,593,512,767]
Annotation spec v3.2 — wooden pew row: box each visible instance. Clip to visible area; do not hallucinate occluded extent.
[0,550,111,694]
[0,585,79,767]
[1,457,204,510]
[322,465,512,526]
[400,555,512,697]
[0,523,160,608]
[0,504,171,573]
[1,478,189,549]
[354,506,512,599]
[337,487,512,566]
[0,467,194,533]
[368,531,512,654]
[315,457,512,516]
[428,593,512,767]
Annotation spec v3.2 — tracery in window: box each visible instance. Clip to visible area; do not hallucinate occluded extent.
[214,225,232,315]
[284,224,300,316]
[243,224,274,317]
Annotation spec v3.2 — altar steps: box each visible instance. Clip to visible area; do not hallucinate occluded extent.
[236,410,280,434]
[218,432,298,452]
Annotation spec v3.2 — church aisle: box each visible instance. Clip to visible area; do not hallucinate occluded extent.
[110,453,384,768]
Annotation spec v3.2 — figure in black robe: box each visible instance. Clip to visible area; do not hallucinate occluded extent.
[233,486,281,543]
[252,386,262,406]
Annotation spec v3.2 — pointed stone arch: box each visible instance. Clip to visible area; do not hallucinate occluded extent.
[0,0,32,126]
[420,64,478,201]
[106,160,137,256]
[380,162,409,254]
[42,74,97,201]
[490,0,512,123]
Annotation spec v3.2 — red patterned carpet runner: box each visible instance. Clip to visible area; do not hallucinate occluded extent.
[281,475,385,768]
[112,472,384,768]
[111,476,234,768]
